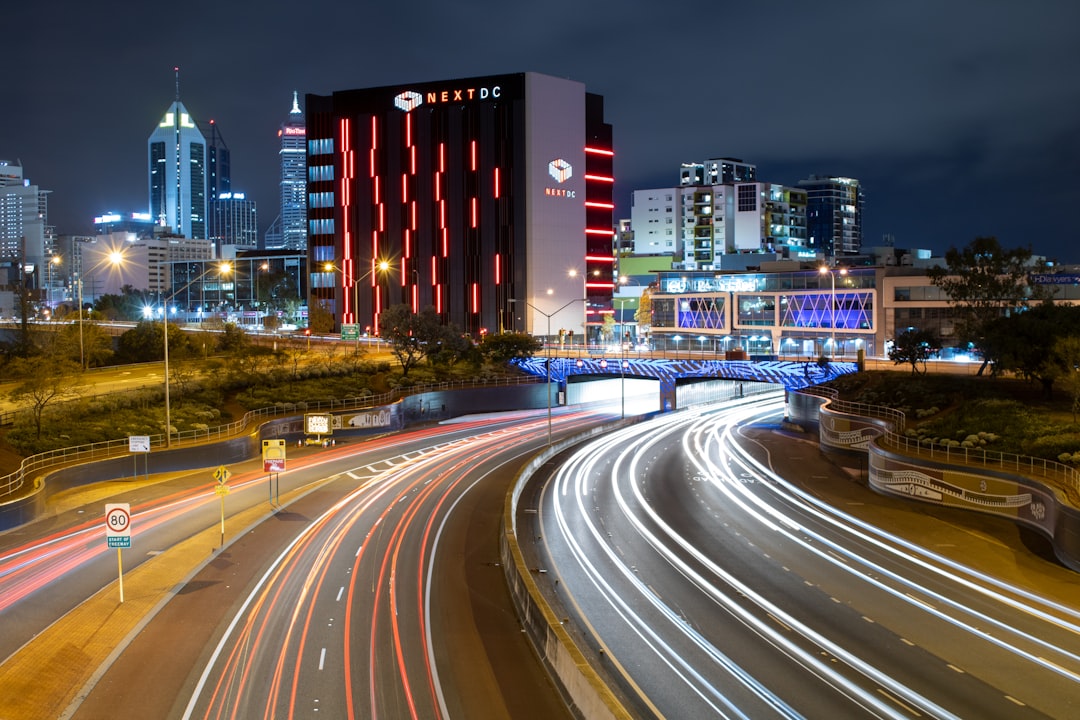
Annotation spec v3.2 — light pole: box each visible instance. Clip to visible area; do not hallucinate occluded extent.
[527,297,585,444]
[818,266,848,359]
[76,250,126,370]
[673,334,683,360]
[46,255,61,311]
[324,261,363,354]
[163,262,231,447]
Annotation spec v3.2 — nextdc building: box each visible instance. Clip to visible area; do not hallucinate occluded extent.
[305,72,614,339]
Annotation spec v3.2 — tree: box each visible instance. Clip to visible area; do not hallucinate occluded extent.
[888,328,942,375]
[1051,336,1080,422]
[379,304,425,376]
[307,301,335,334]
[480,332,542,364]
[116,321,192,363]
[926,237,1052,366]
[216,322,250,354]
[635,288,653,336]
[980,303,1080,397]
[7,356,82,439]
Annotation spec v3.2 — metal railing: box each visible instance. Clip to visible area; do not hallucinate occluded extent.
[812,390,1079,498]
[0,374,540,500]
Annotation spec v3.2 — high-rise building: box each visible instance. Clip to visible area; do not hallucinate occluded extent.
[799,174,864,258]
[305,72,614,339]
[0,160,50,264]
[268,91,307,251]
[148,73,208,240]
[199,119,231,202]
[208,192,258,251]
[680,158,756,186]
[629,180,807,267]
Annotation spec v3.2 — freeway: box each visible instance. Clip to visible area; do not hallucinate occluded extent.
[533,394,1080,718]
[0,404,622,719]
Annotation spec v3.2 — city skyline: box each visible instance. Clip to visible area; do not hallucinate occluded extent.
[4,1,1079,261]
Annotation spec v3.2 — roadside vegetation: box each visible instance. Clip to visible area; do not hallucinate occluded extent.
[0,305,542,459]
[824,371,1080,465]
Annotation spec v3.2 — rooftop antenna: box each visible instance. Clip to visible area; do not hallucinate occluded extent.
[291,90,301,114]
[174,66,180,101]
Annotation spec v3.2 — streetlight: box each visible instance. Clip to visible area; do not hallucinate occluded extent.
[673,334,683,360]
[324,261,361,354]
[163,261,231,447]
[697,335,706,355]
[46,255,61,311]
[818,266,848,359]
[76,249,126,370]
[527,297,586,444]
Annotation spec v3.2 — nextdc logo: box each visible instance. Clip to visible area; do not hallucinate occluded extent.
[393,91,423,112]
[548,158,572,183]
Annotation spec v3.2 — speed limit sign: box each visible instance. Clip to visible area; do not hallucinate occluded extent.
[105,503,131,548]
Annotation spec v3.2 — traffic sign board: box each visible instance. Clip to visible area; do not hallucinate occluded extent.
[213,465,232,484]
[105,503,131,548]
[341,323,360,341]
[129,435,151,453]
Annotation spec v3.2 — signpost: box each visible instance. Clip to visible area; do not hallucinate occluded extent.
[213,466,230,547]
[262,439,286,506]
[105,503,131,602]
[129,435,150,482]
[340,323,360,341]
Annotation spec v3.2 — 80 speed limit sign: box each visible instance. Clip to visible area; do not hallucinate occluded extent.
[105,503,131,548]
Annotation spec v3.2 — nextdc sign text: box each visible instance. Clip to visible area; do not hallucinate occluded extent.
[394,85,502,112]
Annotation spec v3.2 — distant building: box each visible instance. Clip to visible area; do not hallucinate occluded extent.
[305,72,614,339]
[629,180,808,269]
[679,158,756,186]
[267,92,307,251]
[798,174,864,259]
[198,118,231,202]
[208,191,258,252]
[93,211,156,239]
[147,77,208,240]
[0,159,51,265]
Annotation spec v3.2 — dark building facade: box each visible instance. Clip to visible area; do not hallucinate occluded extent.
[306,72,614,339]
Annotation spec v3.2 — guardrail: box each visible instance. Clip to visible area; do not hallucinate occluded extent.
[0,374,540,499]
[813,390,1079,497]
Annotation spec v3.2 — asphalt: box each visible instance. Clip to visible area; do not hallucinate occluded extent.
[1,422,1077,720]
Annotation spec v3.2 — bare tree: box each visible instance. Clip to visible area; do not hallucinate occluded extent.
[7,356,82,439]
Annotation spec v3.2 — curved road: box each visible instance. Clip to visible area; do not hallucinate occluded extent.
[534,395,1080,718]
[58,408,613,719]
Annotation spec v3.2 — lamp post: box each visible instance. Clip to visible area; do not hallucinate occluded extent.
[163,262,231,448]
[818,266,848,359]
[527,297,585,444]
[673,334,683,360]
[324,261,363,354]
[76,250,126,370]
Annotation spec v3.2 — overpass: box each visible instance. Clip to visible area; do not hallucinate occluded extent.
[512,356,859,412]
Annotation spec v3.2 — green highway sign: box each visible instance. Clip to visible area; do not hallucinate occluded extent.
[341,324,360,341]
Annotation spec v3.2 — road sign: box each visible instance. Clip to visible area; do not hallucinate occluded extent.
[214,484,230,496]
[262,439,286,473]
[105,503,131,548]
[213,465,232,484]
[341,323,360,341]
[129,435,150,453]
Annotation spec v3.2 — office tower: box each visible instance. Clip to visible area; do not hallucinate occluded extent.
[147,71,208,239]
[799,174,864,258]
[305,72,614,339]
[267,91,307,251]
[208,192,259,250]
[0,159,50,265]
[199,119,231,202]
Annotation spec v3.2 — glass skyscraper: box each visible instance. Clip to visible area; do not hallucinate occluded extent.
[268,92,307,251]
[148,94,208,240]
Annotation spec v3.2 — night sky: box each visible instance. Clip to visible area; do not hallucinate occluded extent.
[6,1,1079,261]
